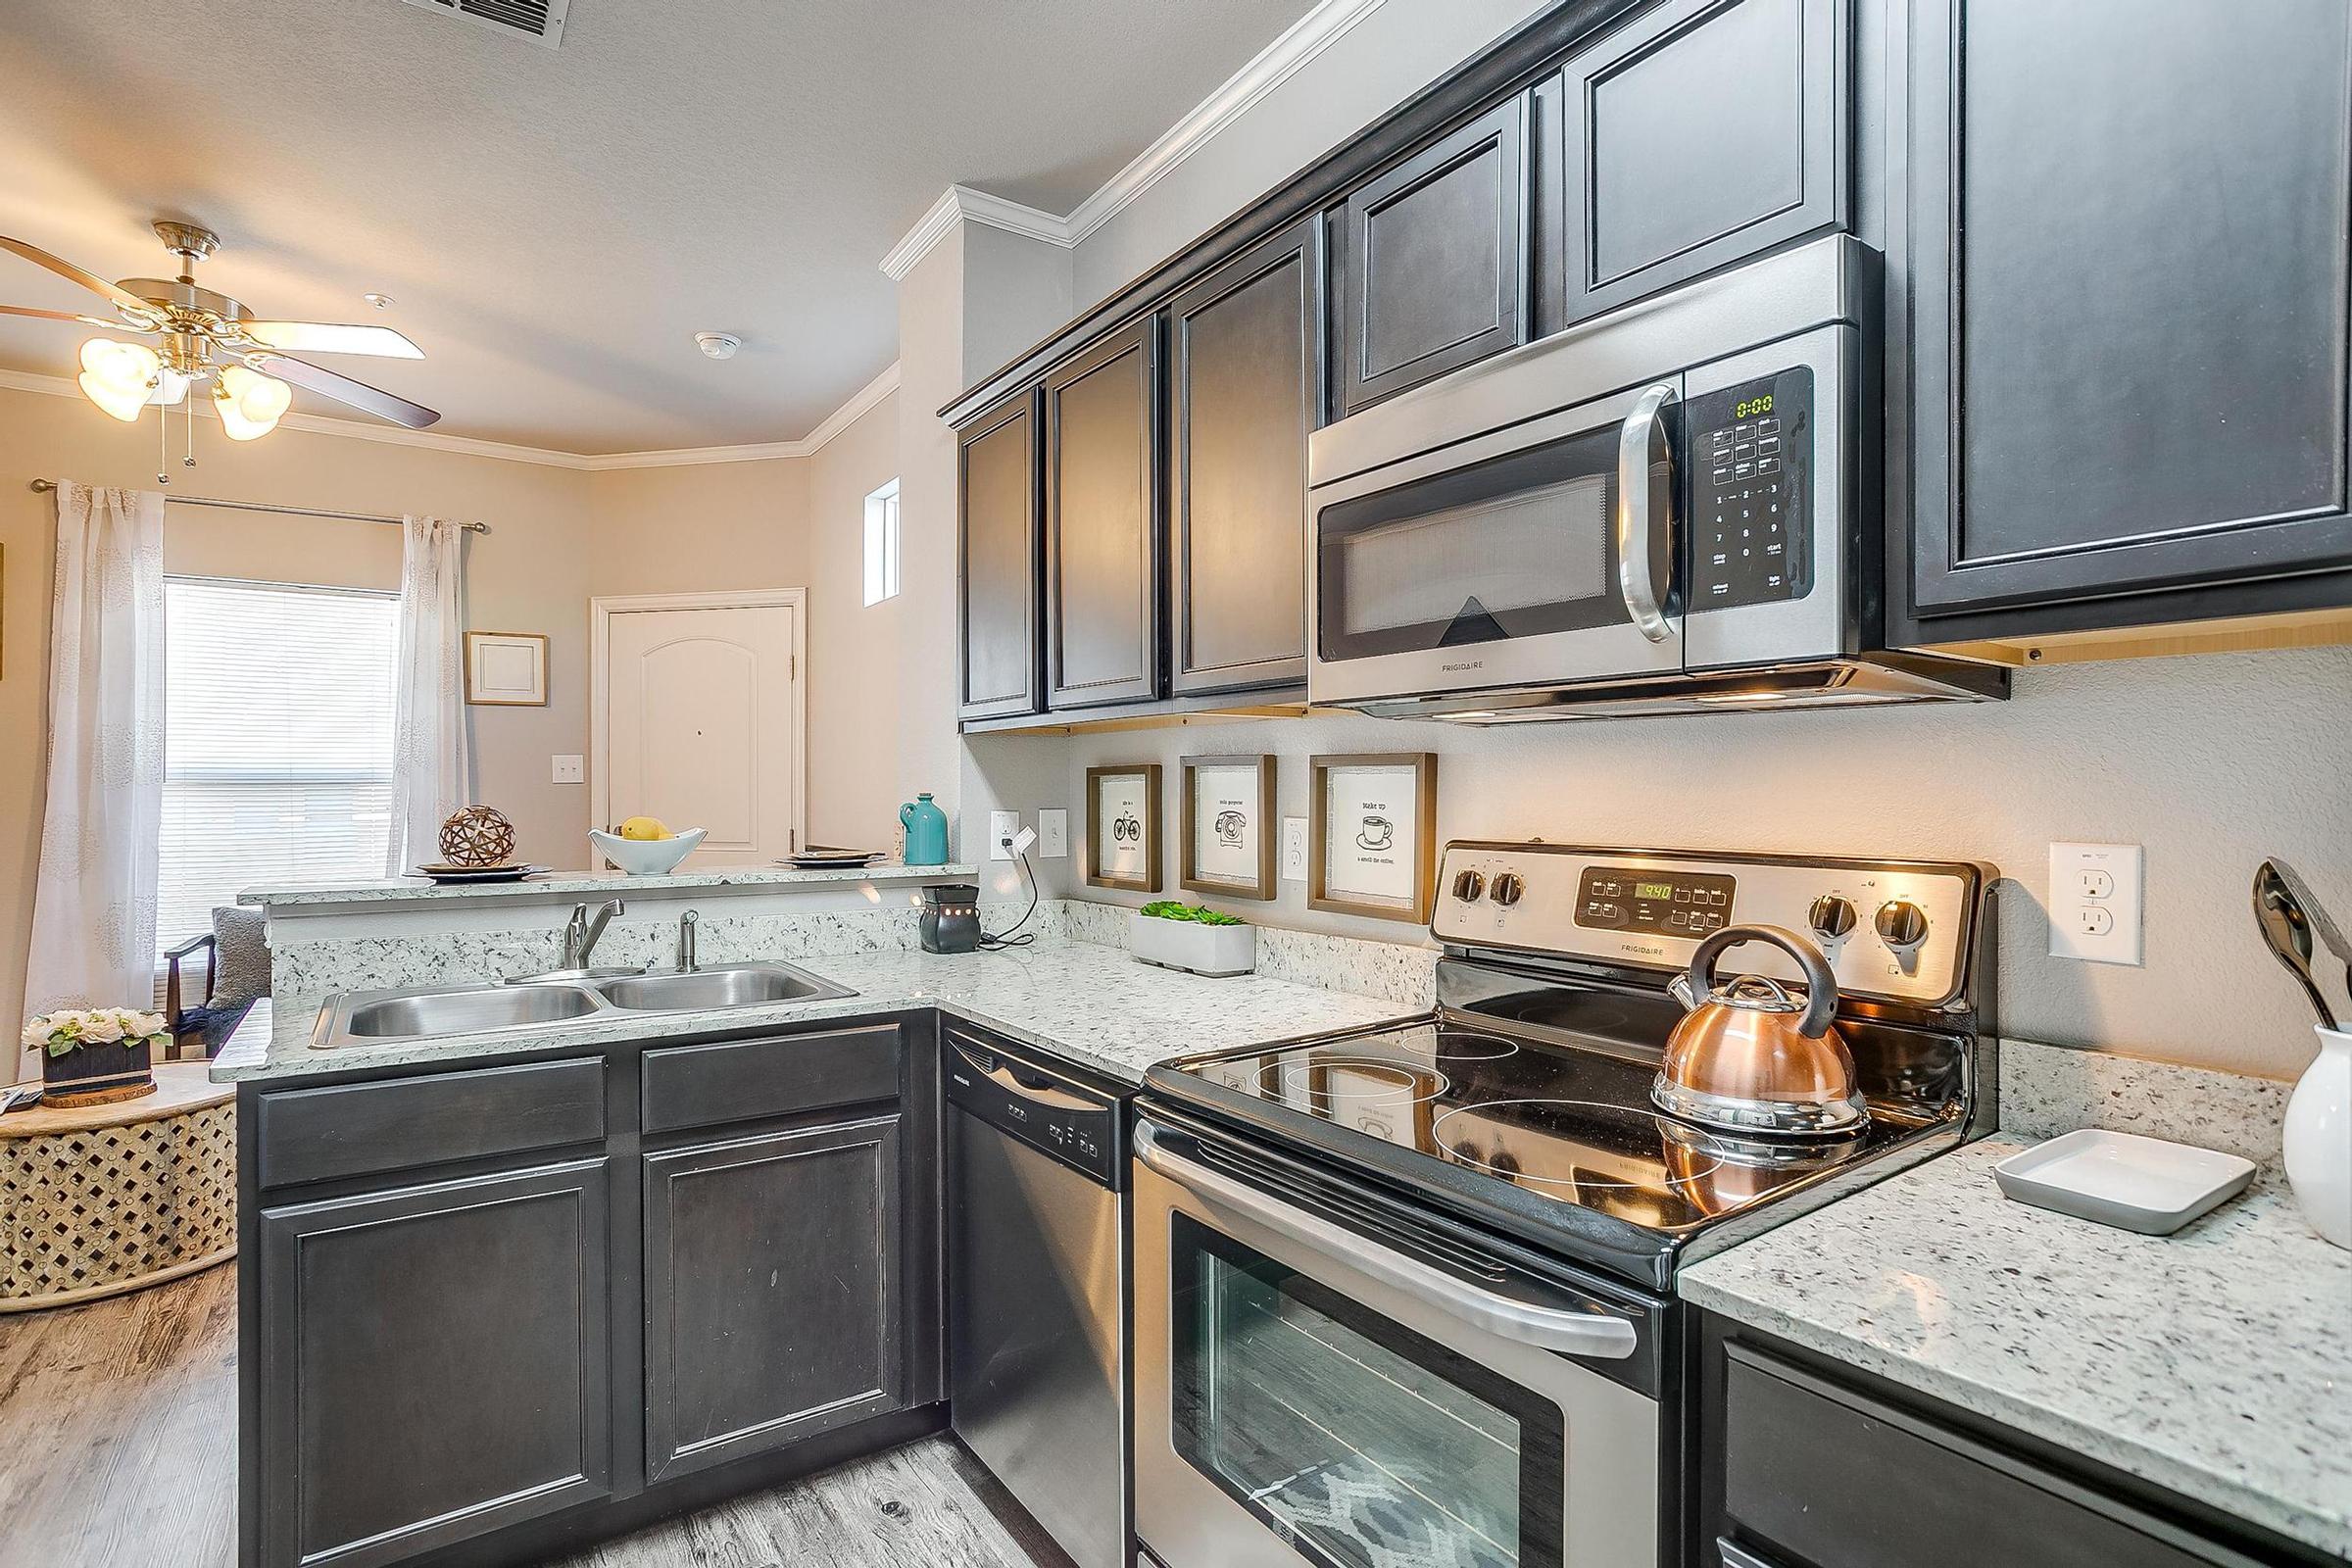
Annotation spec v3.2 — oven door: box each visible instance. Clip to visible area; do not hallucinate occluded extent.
[1133,1118,1661,1568]
[1306,375,1685,709]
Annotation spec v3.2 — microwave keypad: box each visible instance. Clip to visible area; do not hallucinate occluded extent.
[1687,369,1811,612]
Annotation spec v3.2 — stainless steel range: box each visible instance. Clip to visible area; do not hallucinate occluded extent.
[1132,843,1997,1568]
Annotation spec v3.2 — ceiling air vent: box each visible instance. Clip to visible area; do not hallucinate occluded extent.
[399,0,568,48]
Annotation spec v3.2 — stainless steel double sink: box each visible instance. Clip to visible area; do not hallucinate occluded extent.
[311,961,857,1050]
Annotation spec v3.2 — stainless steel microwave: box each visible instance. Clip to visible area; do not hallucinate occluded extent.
[1305,235,2005,720]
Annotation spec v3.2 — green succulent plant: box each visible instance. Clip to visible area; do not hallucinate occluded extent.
[1139,900,1246,927]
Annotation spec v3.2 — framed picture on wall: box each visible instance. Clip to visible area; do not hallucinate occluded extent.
[465,631,548,706]
[1309,753,1437,923]
[1180,754,1276,901]
[1086,764,1161,892]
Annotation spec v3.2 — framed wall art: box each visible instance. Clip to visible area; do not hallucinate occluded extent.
[1086,763,1161,892]
[1309,752,1437,923]
[1180,754,1276,901]
[465,631,549,706]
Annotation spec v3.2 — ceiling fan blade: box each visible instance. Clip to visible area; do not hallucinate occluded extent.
[241,320,424,359]
[0,303,124,327]
[241,351,440,429]
[0,234,152,316]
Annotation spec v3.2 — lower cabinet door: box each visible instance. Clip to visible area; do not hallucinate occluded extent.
[256,1159,613,1568]
[641,1114,906,1481]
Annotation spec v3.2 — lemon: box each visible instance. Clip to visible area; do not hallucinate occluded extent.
[618,815,671,842]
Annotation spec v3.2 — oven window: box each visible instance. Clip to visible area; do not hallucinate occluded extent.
[1170,1213,1565,1568]
[1316,424,1627,663]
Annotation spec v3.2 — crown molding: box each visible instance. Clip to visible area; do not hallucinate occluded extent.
[0,359,903,472]
[880,186,1074,281]
[878,0,1385,281]
[1063,0,1384,245]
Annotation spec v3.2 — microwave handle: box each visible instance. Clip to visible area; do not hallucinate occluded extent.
[1615,380,1679,643]
[1134,1122,1639,1360]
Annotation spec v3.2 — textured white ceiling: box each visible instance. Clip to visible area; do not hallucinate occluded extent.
[0,0,1314,454]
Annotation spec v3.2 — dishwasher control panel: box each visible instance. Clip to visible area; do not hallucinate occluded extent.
[945,1031,1124,1187]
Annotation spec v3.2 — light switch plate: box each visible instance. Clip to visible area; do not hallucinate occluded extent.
[1037,808,1068,858]
[2048,842,2144,965]
[551,754,584,785]
[989,809,1020,861]
[1281,816,1309,882]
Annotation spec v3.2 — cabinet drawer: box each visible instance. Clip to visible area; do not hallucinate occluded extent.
[256,1057,606,1190]
[640,1023,902,1134]
[1722,1345,2257,1568]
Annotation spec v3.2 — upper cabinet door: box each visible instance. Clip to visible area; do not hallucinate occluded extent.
[1559,0,1842,322]
[1166,217,1325,696]
[1340,98,1531,414]
[957,389,1043,720]
[1902,0,2352,635]
[1045,318,1164,709]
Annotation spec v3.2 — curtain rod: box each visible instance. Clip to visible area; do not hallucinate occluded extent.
[26,478,489,533]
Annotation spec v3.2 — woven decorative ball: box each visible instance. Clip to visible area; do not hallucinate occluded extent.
[438,805,517,867]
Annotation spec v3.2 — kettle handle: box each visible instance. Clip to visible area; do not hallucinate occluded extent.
[1686,924,1839,1038]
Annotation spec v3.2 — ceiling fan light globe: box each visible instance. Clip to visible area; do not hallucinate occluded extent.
[214,365,291,440]
[76,337,162,421]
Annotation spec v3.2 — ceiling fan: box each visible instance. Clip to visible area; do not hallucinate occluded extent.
[0,219,440,445]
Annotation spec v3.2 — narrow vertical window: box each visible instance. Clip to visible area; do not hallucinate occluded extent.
[863,478,901,606]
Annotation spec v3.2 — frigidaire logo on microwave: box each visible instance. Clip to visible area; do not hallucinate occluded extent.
[1440,660,1486,672]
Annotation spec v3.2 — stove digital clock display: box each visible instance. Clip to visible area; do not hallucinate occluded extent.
[1576,866,1737,936]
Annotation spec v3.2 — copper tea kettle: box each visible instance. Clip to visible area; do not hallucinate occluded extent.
[1651,924,1866,1137]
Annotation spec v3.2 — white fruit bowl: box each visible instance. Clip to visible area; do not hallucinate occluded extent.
[589,826,706,876]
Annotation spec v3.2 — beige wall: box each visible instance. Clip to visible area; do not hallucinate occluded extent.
[0,379,596,1036]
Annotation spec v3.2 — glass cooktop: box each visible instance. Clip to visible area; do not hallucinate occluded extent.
[1173,1019,1899,1237]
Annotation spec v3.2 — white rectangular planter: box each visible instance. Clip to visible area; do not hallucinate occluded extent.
[1128,912,1256,978]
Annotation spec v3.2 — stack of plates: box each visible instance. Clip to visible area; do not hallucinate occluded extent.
[779,846,884,870]
[414,863,543,885]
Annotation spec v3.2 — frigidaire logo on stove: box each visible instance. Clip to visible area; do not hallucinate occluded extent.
[1440,660,1486,672]
[1621,940,1667,957]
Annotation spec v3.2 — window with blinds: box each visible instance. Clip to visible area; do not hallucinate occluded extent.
[157,577,400,957]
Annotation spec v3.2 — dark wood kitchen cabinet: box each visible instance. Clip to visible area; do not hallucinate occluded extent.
[1045,317,1164,709]
[641,1114,906,1482]
[1165,215,1324,694]
[1559,0,1842,321]
[1339,96,1531,413]
[957,388,1044,721]
[253,1158,613,1568]
[1896,0,2352,642]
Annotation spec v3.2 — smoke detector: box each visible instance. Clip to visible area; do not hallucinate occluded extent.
[694,331,743,361]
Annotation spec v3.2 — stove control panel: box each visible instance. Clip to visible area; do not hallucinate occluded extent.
[1433,843,1986,1008]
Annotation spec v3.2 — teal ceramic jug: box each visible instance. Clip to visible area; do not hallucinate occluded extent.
[900,793,950,866]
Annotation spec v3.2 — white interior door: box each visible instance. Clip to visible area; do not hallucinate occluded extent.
[602,603,800,867]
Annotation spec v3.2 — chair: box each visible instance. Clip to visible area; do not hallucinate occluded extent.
[165,906,270,1059]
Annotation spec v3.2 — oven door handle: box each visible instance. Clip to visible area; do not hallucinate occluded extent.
[1134,1123,1639,1361]
[1615,380,1679,644]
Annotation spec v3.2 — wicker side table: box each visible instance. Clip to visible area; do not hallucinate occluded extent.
[1,1063,237,1312]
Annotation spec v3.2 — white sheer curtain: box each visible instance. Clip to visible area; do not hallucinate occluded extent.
[24,483,166,1072]
[385,516,473,874]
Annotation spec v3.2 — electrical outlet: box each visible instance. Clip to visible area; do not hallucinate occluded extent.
[2048,842,2144,965]
[551,754,584,785]
[1281,816,1309,882]
[990,809,1021,860]
[1037,808,1068,858]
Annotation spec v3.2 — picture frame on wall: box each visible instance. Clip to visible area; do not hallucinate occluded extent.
[1086,763,1161,892]
[1309,752,1437,923]
[1180,754,1276,901]
[465,631,549,706]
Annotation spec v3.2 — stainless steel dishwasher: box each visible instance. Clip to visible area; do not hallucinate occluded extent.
[946,1026,1129,1568]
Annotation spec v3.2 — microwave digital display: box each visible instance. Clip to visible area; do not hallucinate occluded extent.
[1734,393,1774,419]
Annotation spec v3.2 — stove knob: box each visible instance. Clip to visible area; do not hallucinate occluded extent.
[1490,872,1526,907]
[1808,895,1858,941]
[1875,899,1930,951]
[1451,869,1486,903]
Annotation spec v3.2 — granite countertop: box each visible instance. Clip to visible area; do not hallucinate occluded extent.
[238,862,979,907]
[211,937,1422,1088]
[1681,1137,2352,1559]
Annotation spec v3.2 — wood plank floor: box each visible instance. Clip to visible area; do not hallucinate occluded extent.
[0,1268,1069,1568]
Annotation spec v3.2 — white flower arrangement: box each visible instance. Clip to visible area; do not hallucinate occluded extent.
[22,1006,170,1057]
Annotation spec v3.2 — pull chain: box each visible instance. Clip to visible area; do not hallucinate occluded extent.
[156,389,169,486]
[184,384,197,470]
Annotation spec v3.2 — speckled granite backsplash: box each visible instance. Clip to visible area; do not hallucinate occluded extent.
[1999,1038,2296,1165]
[1049,900,1437,1006]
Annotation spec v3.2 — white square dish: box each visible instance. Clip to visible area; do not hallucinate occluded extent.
[1993,1128,2256,1235]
